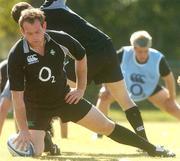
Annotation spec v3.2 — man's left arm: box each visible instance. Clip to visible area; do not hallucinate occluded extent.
[65,55,87,104]
[160,57,176,99]
[49,30,87,104]
[162,72,176,99]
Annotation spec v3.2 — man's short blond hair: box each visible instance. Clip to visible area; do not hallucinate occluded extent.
[130,31,152,48]
[19,8,45,28]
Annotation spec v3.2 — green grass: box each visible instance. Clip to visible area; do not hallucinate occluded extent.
[109,108,177,122]
[0,110,180,161]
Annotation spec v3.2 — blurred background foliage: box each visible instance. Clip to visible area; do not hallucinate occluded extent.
[0,0,179,110]
[0,0,180,59]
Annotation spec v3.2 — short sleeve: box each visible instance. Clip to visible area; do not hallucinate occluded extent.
[159,57,171,77]
[8,43,25,91]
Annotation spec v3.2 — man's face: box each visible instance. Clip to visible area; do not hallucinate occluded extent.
[134,46,149,63]
[21,19,46,47]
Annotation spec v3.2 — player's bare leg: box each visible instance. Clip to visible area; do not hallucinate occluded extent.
[77,106,114,135]
[105,80,135,110]
[0,97,11,136]
[30,130,46,156]
[60,120,68,138]
[76,106,175,157]
[96,86,114,116]
[104,80,148,139]
[148,87,180,120]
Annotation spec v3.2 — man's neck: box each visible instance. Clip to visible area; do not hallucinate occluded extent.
[29,39,46,56]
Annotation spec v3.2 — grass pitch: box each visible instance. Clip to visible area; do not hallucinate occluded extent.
[0,110,179,161]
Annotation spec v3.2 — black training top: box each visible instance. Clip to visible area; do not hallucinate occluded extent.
[8,33,85,106]
[47,30,85,59]
[41,1,111,56]
[117,47,171,77]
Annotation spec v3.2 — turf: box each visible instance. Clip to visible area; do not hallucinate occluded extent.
[0,110,179,161]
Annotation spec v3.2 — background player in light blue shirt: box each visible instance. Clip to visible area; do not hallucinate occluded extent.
[96,31,180,136]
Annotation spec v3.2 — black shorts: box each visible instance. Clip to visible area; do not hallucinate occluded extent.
[65,40,123,84]
[26,99,92,130]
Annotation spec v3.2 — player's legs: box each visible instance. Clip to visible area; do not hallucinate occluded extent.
[0,97,11,136]
[60,121,68,138]
[75,106,175,157]
[66,61,147,139]
[0,81,12,136]
[105,80,135,110]
[96,85,114,116]
[92,86,114,138]
[26,106,60,155]
[148,87,180,120]
[77,106,114,135]
[104,80,148,139]
[29,130,46,156]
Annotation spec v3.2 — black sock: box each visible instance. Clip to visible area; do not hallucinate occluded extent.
[108,124,155,153]
[125,106,148,140]
[44,131,54,152]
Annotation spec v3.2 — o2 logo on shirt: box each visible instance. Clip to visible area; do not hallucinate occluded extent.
[39,67,56,83]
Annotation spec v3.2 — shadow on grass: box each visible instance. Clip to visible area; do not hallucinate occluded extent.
[38,151,148,161]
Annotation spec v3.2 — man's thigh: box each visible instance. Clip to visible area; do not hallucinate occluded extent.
[148,87,169,106]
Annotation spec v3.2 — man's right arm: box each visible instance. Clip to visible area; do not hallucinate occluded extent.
[159,57,176,99]
[11,91,29,131]
[8,43,31,148]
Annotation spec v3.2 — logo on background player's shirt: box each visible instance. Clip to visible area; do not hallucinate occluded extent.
[130,73,146,96]
[27,54,39,65]
[130,73,145,84]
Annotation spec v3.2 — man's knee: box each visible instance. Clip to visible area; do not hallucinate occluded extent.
[98,87,112,102]
[30,130,45,156]
[33,142,44,156]
[98,119,115,135]
[163,99,179,113]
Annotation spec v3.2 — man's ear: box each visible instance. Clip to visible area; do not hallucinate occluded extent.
[20,27,25,36]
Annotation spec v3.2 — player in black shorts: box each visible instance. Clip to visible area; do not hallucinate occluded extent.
[97,31,180,125]
[0,60,60,155]
[29,0,148,140]
[11,1,148,141]
[7,8,175,157]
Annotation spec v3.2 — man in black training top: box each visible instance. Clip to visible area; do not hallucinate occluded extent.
[0,59,60,155]
[41,0,148,140]
[8,8,175,157]
[12,1,148,140]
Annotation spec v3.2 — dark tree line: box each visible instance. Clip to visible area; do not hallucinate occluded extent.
[0,0,180,59]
